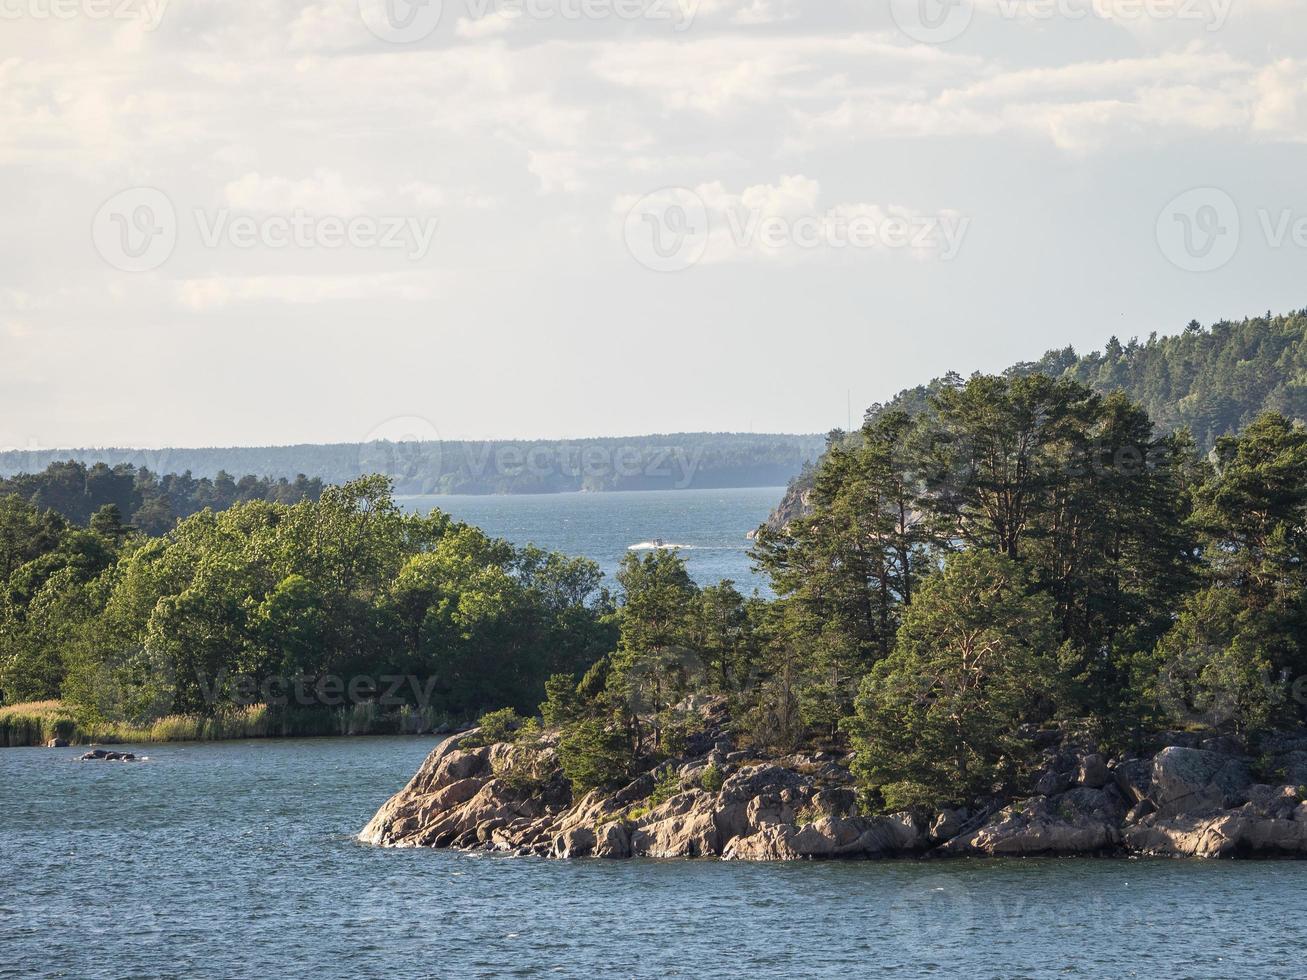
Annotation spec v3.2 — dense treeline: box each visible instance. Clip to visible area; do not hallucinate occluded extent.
[0,461,322,535]
[0,478,614,725]
[528,375,1307,812]
[7,359,1307,818]
[769,309,1307,530]
[0,433,826,496]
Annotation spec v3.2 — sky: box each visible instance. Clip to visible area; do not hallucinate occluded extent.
[1,0,1305,449]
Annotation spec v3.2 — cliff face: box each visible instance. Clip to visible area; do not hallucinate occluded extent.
[750,480,813,539]
[362,713,1307,861]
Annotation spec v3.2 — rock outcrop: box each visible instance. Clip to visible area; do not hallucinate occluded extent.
[79,748,140,762]
[361,719,1307,862]
[943,787,1126,856]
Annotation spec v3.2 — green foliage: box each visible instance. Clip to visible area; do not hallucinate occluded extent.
[469,707,524,746]
[1147,412,1307,734]
[2,479,611,735]
[650,767,682,806]
[11,308,1307,813]
[657,713,694,758]
[490,746,552,793]
[845,551,1060,811]
[540,673,583,727]
[557,717,634,796]
[699,762,724,793]
[0,459,322,535]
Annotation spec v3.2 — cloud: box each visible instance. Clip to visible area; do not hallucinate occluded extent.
[224,170,382,213]
[1253,59,1307,140]
[527,149,591,193]
[456,10,522,38]
[175,272,436,310]
[616,175,971,264]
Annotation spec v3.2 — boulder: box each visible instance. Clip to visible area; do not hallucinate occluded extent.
[1276,750,1307,786]
[1125,809,1307,858]
[551,827,595,859]
[1076,753,1109,789]
[790,815,865,857]
[1148,747,1252,818]
[360,729,1307,864]
[811,786,857,819]
[719,764,806,803]
[1035,770,1071,797]
[930,808,967,842]
[943,788,1125,856]
[594,821,632,859]
[857,812,928,853]
[722,825,801,861]
[630,791,722,858]
[1113,758,1153,804]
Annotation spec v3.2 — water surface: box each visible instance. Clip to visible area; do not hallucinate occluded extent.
[396,487,782,592]
[2,738,1302,979]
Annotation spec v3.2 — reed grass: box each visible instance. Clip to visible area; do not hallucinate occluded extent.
[0,700,450,747]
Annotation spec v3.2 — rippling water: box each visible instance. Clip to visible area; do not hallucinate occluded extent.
[2,738,1304,979]
[396,487,783,592]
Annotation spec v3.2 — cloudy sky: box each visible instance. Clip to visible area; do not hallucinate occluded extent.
[2,0,1305,449]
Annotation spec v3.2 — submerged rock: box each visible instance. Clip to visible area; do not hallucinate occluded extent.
[79,749,138,762]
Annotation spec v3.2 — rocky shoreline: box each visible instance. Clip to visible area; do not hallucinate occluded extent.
[361,708,1307,861]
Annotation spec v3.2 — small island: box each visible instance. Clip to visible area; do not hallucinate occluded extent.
[365,317,1307,862]
[362,706,1307,860]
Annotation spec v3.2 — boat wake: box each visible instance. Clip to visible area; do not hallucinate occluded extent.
[627,541,695,551]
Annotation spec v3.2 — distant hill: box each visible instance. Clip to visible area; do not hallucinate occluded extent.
[765,308,1307,530]
[0,433,826,496]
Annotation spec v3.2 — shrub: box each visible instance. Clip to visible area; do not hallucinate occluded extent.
[466,707,524,746]
[658,717,690,758]
[491,749,551,794]
[650,767,682,806]
[557,717,633,795]
[514,717,543,745]
[700,762,725,794]
[795,802,823,827]
[540,674,582,727]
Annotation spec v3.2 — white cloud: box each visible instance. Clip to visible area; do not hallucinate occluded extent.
[1253,59,1307,139]
[224,170,382,213]
[175,272,435,310]
[456,10,522,38]
[616,175,971,264]
[527,149,591,193]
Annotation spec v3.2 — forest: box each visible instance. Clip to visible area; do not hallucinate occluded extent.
[0,461,323,535]
[0,477,614,736]
[769,309,1307,531]
[5,314,1307,817]
[532,371,1307,810]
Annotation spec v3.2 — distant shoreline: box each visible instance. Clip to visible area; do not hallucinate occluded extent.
[395,484,787,499]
